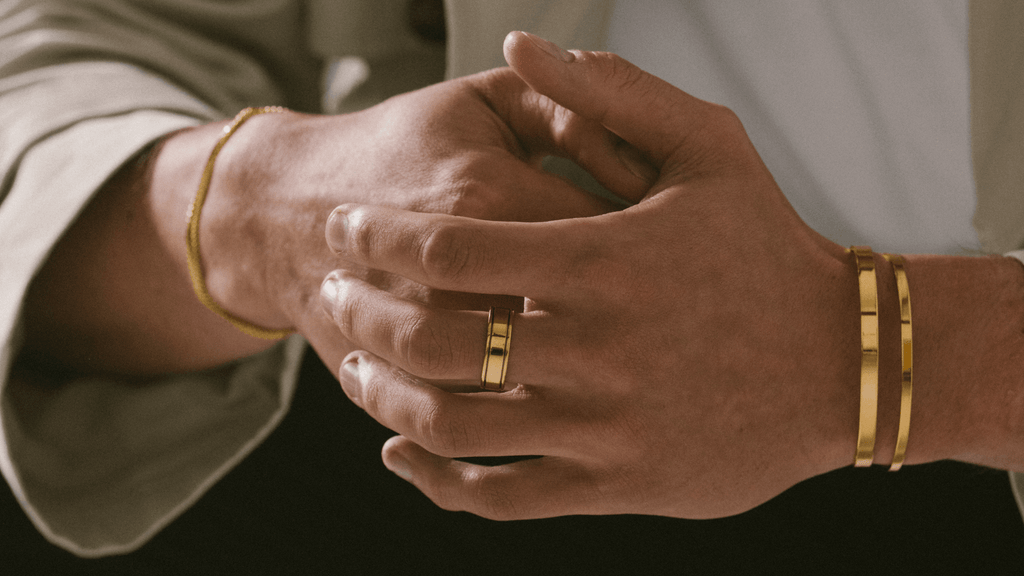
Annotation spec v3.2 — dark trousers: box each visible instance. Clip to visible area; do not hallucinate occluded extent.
[3,349,1023,575]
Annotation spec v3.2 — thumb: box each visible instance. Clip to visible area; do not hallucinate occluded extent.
[503,31,724,167]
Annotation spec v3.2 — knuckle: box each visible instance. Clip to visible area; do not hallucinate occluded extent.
[445,176,498,220]
[600,54,656,103]
[416,400,472,456]
[417,224,481,285]
[466,471,523,520]
[587,52,632,86]
[393,314,456,376]
[705,102,746,136]
[560,237,616,290]
[428,489,465,513]
[581,53,652,126]
[668,102,752,173]
[609,55,649,94]
[543,107,573,153]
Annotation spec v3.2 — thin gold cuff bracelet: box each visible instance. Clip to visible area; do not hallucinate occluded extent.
[884,254,912,471]
[851,246,878,467]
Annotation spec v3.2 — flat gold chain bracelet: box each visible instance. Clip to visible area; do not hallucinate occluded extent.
[851,246,878,467]
[884,254,913,471]
[186,106,294,340]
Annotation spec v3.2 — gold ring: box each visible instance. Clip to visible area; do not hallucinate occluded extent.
[481,307,513,391]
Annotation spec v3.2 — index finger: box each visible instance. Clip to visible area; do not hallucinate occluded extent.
[326,203,606,299]
[504,31,730,167]
[465,68,655,201]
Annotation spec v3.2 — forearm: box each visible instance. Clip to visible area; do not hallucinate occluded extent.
[2,0,326,376]
[19,121,280,376]
[891,253,1024,470]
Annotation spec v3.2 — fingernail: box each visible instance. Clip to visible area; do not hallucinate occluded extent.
[384,450,414,482]
[319,271,343,311]
[326,207,349,253]
[522,31,575,63]
[339,355,362,406]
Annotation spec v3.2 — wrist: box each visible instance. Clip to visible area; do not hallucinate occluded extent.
[820,251,1024,471]
[189,110,304,333]
[792,241,865,475]
[804,245,905,473]
[153,110,307,337]
[896,254,1024,468]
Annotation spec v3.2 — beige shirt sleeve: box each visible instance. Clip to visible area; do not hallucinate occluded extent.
[0,0,314,556]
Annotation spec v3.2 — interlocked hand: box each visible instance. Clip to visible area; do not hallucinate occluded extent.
[320,32,858,520]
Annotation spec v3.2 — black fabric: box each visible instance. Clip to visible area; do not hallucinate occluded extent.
[2,348,1023,575]
[407,0,446,44]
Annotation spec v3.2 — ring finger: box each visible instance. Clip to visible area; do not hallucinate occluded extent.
[320,269,570,384]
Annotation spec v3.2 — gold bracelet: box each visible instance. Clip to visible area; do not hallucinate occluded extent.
[884,254,913,471]
[851,246,878,467]
[186,106,294,340]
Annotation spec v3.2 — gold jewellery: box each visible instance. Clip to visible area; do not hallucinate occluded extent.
[884,254,913,472]
[851,246,879,468]
[849,247,913,470]
[481,307,514,391]
[186,106,294,340]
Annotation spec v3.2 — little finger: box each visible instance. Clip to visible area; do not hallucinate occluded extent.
[382,435,611,520]
[340,351,566,458]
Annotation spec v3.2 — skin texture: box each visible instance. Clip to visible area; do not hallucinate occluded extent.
[20,65,651,377]
[319,32,1024,520]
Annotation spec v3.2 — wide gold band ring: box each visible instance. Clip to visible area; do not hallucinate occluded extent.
[481,307,513,391]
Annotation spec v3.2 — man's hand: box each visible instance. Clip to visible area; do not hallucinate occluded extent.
[318,32,921,519]
[22,62,650,375]
[200,65,656,377]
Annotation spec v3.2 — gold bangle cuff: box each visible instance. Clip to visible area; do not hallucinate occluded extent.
[186,106,294,340]
[851,246,878,467]
[884,254,913,471]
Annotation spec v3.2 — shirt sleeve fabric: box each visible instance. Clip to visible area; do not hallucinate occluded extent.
[0,0,315,556]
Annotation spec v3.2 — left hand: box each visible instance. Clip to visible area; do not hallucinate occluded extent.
[318,32,863,520]
[19,60,648,376]
[197,64,650,376]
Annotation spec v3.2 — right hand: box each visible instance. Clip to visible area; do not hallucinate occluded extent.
[315,32,861,520]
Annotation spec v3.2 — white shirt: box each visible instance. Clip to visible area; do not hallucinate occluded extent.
[608,0,977,255]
